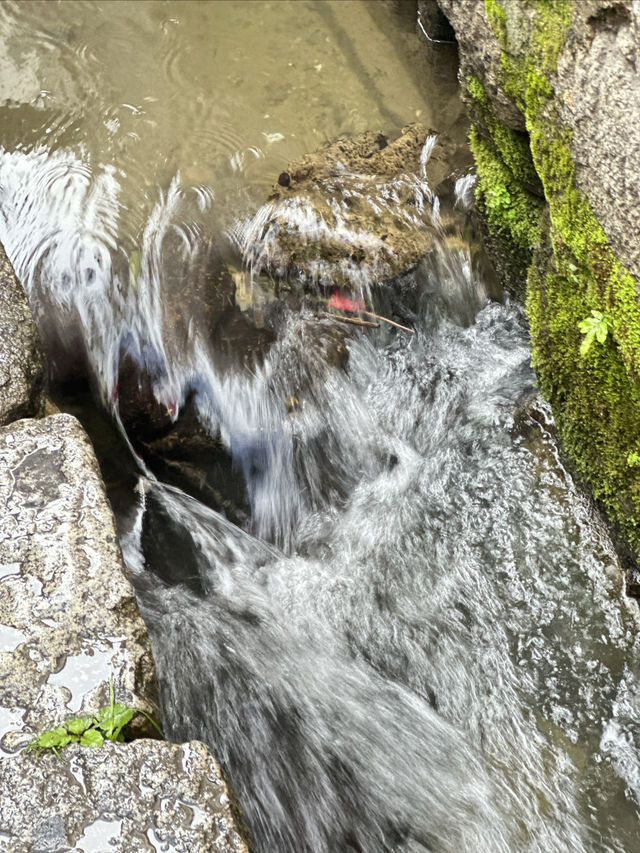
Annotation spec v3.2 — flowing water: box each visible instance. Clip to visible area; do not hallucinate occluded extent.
[0,2,639,851]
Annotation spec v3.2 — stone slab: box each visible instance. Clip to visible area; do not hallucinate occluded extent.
[0,413,159,751]
[0,242,45,426]
[0,739,250,852]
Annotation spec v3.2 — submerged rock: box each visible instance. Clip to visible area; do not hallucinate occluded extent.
[0,413,159,750]
[0,241,45,425]
[0,739,250,852]
[234,124,471,291]
[115,233,275,439]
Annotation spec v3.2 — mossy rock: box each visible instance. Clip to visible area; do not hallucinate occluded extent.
[239,125,472,292]
[439,0,640,559]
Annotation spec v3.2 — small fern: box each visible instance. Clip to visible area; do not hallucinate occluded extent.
[578,310,612,357]
[627,450,640,468]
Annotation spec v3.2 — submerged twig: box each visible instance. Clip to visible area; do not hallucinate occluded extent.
[321,294,415,334]
[361,311,415,334]
[320,311,379,329]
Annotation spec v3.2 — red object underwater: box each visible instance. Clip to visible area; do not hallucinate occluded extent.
[328,292,366,313]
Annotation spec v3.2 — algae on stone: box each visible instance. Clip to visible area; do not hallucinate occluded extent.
[467,76,543,255]
[236,124,471,292]
[439,0,640,555]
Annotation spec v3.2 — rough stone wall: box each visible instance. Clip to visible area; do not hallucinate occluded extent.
[437,0,640,562]
[0,242,44,424]
[555,2,640,286]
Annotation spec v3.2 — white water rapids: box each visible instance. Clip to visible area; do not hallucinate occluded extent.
[126,298,640,852]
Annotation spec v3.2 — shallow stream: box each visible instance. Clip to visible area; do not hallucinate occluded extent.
[0,2,639,851]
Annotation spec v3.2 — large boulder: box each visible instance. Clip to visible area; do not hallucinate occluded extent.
[235,124,471,292]
[0,412,251,850]
[0,242,45,426]
[438,0,640,564]
[0,413,159,749]
[433,0,527,131]
[554,2,640,287]
[0,739,250,852]
[439,0,640,283]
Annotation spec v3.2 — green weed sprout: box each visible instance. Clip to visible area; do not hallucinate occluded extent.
[26,677,162,757]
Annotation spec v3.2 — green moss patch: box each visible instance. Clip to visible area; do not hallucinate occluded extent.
[475,0,640,552]
[467,76,543,253]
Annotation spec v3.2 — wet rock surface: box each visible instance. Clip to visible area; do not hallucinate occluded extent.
[236,124,472,291]
[555,1,640,287]
[0,739,250,852]
[0,412,252,851]
[0,413,159,751]
[0,242,45,426]
[437,0,527,131]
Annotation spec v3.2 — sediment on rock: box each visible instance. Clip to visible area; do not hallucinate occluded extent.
[233,123,472,293]
[438,0,640,564]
